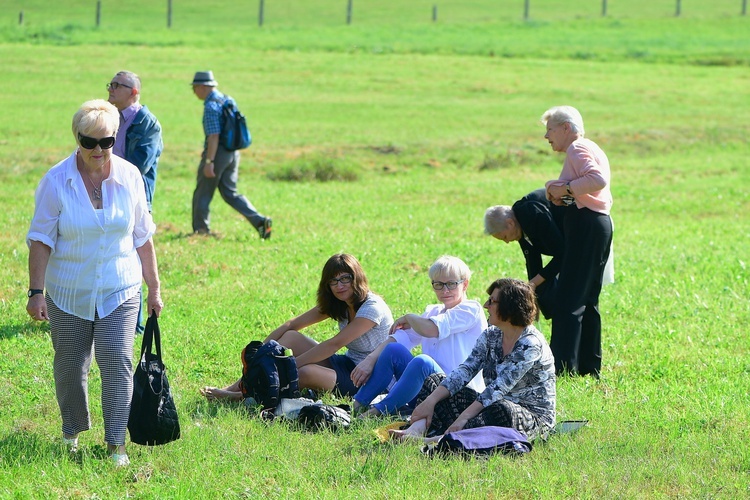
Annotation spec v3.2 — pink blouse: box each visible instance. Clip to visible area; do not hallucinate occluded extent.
[546,138,613,215]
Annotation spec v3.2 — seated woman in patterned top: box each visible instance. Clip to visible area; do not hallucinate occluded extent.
[201,253,393,399]
[391,278,556,443]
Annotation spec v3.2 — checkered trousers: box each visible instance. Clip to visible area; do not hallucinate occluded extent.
[47,293,139,446]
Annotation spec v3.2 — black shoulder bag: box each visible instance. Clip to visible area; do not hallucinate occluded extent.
[128,313,181,445]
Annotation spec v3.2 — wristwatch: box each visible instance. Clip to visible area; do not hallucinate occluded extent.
[205,158,214,163]
[565,182,573,195]
[27,289,44,298]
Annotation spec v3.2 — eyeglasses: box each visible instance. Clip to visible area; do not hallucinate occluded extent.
[431,279,465,291]
[106,81,133,91]
[78,133,116,150]
[328,274,353,286]
[485,296,499,306]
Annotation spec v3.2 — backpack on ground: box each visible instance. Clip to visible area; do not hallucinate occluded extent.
[219,96,251,151]
[239,340,300,410]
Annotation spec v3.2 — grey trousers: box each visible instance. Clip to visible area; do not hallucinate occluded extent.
[191,146,265,233]
[47,294,138,445]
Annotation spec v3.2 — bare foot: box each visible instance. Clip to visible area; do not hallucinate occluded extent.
[200,386,243,401]
[357,407,382,419]
[389,418,428,442]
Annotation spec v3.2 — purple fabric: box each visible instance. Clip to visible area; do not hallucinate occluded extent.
[436,426,532,456]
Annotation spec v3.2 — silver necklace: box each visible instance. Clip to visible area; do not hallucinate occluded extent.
[81,169,102,200]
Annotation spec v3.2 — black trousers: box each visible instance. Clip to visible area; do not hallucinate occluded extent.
[550,206,612,376]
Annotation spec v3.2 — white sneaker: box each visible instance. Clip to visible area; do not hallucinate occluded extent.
[112,453,130,467]
[62,436,78,453]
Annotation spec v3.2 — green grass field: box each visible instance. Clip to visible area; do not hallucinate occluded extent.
[1,1,749,498]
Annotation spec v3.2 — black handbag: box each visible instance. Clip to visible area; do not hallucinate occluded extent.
[297,403,351,431]
[128,313,181,445]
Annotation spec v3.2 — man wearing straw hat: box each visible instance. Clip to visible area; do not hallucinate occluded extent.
[190,70,272,239]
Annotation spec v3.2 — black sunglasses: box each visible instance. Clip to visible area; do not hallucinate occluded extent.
[78,134,115,150]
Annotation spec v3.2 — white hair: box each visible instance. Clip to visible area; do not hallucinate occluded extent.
[541,105,585,135]
[428,255,472,281]
[484,205,515,235]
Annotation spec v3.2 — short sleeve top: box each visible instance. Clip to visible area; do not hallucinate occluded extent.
[337,292,393,364]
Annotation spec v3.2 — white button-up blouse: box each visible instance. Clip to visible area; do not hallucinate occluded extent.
[27,151,156,320]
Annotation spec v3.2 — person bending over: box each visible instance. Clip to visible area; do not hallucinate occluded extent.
[484,188,565,320]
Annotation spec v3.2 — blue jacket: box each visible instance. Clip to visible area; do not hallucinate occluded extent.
[124,105,163,212]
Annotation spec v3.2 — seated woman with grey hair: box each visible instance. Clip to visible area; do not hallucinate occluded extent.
[484,188,565,319]
[351,256,486,417]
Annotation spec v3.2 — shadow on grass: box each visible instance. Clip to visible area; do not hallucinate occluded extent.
[0,321,48,341]
[0,431,112,466]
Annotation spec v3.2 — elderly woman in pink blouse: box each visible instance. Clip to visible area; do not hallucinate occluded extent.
[542,105,613,378]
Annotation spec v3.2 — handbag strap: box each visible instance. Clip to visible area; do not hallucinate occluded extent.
[140,311,163,362]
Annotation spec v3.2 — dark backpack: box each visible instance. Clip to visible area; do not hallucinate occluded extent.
[219,96,251,151]
[239,340,300,410]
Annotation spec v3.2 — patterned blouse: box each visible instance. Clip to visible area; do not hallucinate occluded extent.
[441,324,556,431]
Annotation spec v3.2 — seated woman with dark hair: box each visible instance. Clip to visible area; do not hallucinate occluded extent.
[201,253,393,399]
[391,278,556,443]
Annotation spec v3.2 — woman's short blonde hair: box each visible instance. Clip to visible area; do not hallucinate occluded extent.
[541,105,585,135]
[429,255,472,282]
[72,99,119,140]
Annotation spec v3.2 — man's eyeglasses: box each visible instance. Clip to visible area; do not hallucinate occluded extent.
[329,274,354,286]
[485,296,499,306]
[107,81,133,91]
[431,279,465,291]
[78,134,116,150]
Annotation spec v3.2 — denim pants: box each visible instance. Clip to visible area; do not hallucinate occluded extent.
[353,342,443,414]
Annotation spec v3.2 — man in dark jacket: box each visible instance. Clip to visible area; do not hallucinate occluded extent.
[484,189,565,319]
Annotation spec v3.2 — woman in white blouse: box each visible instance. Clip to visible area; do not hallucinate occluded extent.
[25,99,162,467]
[351,256,486,417]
